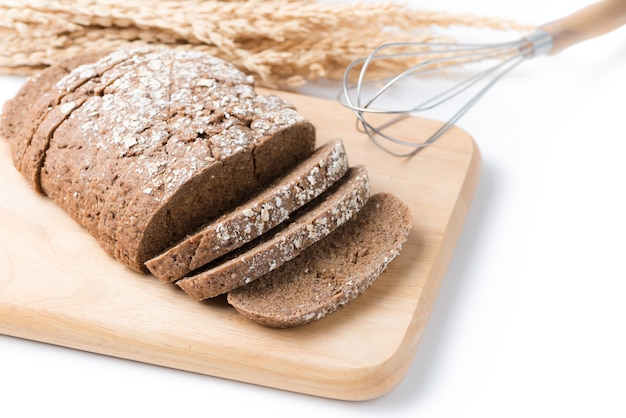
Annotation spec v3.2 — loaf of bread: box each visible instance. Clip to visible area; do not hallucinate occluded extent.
[227,193,412,328]
[2,47,316,272]
[2,47,413,328]
[145,139,349,283]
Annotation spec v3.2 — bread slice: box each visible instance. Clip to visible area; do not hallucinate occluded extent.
[11,48,144,192]
[0,50,111,163]
[4,47,316,272]
[227,193,412,328]
[176,166,370,300]
[145,139,349,283]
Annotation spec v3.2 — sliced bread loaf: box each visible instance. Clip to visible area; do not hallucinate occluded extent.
[4,47,316,272]
[227,193,412,328]
[176,165,370,300]
[145,139,349,283]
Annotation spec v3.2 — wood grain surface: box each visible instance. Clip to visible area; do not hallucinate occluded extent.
[0,89,481,401]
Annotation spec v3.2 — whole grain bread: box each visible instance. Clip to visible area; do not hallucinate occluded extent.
[227,193,412,328]
[4,47,316,272]
[176,165,370,300]
[145,139,349,283]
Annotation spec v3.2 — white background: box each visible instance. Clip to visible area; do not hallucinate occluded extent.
[1,1,625,416]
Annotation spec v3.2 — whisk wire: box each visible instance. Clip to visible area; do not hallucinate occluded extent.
[344,40,524,114]
[338,37,540,157]
[351,54,525,157]
[339,1,625,157]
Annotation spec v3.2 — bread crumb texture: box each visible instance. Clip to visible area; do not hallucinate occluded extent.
[227,192,412,328]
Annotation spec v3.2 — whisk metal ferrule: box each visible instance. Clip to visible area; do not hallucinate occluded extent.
[521,29,554,58]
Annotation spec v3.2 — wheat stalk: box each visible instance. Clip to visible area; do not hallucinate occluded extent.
[0,0,533,88]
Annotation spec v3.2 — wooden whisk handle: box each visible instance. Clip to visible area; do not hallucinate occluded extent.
[539,0,626,55]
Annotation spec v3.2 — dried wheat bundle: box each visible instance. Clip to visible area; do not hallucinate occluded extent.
[0,0,532,88]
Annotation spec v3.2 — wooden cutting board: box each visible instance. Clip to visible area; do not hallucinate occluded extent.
[0,89,480,401]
